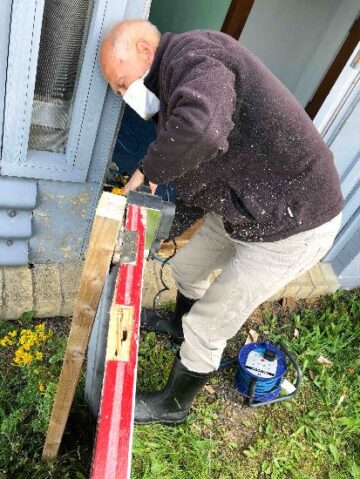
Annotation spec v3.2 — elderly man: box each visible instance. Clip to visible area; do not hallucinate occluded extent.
[100,20,343,425]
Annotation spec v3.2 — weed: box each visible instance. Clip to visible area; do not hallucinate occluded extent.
[0,312,94,478]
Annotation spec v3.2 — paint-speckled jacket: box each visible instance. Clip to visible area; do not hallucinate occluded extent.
[142,30,343,241]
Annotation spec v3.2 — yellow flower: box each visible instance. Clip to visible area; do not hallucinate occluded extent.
[38,328,52,341]
[38,382,45,392]
[0,336,13,347]
[35,351,43,361]
[7,324,52,364]
[19,332,30,345]
[13,347,33,366]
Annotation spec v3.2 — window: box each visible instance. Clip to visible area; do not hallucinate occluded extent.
[29,0,93,154]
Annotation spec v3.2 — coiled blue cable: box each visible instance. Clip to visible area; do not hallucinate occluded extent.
[237,366,281,396]
[236,342,287,402]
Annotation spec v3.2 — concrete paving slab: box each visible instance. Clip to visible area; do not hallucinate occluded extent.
[33,264,62,318]
[3,266,33,319]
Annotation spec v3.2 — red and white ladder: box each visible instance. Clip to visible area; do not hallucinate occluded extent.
[90,203,146,479]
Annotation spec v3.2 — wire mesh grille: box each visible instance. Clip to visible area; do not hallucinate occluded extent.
[28,0,93,153]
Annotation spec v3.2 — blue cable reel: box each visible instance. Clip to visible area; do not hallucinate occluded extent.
[236,341,302,407]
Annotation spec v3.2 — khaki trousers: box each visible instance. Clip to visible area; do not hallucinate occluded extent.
[170,212,342,373]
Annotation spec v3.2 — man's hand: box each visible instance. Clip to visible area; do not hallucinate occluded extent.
[149,181,158,194]
[123,169,158,195]
[124,169,144,194]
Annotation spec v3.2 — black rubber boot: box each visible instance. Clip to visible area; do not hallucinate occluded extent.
[140,291,197,343]
[134,355,211,424]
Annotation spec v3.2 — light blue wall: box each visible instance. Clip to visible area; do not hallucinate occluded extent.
[314,41,360,289]
[240,0,360,106]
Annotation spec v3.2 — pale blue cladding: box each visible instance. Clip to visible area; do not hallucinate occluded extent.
[0,178,37,264]
[0,239,29,265]
[0,211,32,238]
[0,178,37,209]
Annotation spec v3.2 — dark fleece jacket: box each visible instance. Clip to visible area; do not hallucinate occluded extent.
[142,30,343,242]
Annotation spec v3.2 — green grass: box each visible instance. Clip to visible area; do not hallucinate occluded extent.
[0,291,359,478]
[253,291,360,479]
[133,291,360,479]
[134,331,242,478]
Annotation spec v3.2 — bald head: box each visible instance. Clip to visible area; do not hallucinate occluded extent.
[103,20,160,60]
[100,20,161,95]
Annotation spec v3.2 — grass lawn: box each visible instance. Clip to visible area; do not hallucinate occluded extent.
[0,290,359,478]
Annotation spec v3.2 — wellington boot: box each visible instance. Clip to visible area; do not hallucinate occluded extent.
[141,291,197,343]
[134,356,211,424]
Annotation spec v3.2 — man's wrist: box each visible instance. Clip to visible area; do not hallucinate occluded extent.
[137,161,144,174]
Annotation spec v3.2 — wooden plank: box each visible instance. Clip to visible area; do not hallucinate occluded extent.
[91,204,146,479]
[221,0,255,40]
[159,216,205,256]
[42,192,127,460]
[106,305,134,362]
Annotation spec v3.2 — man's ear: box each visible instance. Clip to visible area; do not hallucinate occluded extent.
[136,39,154,64]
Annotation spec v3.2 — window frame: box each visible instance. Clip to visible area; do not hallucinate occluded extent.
[0,0,150,182]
